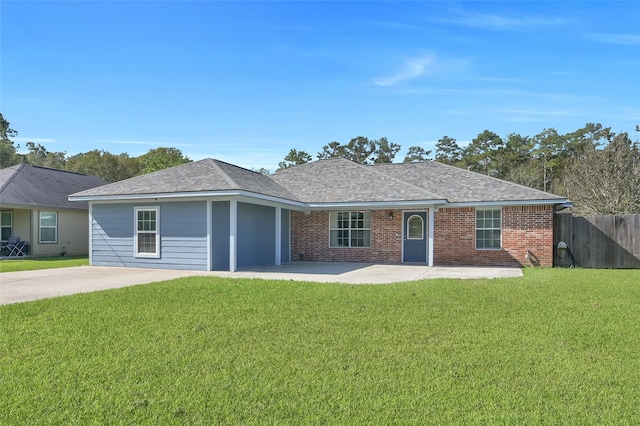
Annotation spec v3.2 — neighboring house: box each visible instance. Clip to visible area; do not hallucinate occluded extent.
[0,164,108,256]
[70,158,569,271]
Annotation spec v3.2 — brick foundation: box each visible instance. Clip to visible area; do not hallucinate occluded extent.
[290,205,554,267]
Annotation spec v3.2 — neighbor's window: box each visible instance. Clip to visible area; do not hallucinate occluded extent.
[329,211,371,248]
[39,211,58,243]
[1,211,12,241]
[135,207,160,257]
[476,208,501,250]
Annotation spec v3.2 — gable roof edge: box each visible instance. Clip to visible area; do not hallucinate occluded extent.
[0,164,23,194]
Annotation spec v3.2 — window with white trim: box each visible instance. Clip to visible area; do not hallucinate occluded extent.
[476,208,501,250]
[135,207,160,257]
[1,211,12,242]
[39,211,58,243]
[329,211,371,248]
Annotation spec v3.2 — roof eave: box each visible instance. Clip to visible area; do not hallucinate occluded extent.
[69,190,308,208]
[446,198,569,207]
[306,199,449,210]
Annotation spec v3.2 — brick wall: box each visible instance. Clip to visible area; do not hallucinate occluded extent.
[290,210,403,263]
[290,205,555,266]
[433,205,554,267]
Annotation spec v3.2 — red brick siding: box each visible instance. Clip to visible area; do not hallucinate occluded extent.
[290,210,403,263]
[290,205,554,266]
[433,205,554,267]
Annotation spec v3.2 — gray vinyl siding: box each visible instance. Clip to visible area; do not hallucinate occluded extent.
[281,209,290,262]
[237,202,275,268]
[211,201,230,271]
[91,202,208,270]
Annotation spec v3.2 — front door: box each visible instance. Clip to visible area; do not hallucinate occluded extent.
[403,211,427,263]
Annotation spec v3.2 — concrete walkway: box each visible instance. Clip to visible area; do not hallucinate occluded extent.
[0,262,522,305]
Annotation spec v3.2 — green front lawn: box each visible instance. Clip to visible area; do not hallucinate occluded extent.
[0,256,88,273]
[1,268,639,424]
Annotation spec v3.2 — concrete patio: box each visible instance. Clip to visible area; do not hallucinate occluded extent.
[0,262,523,305]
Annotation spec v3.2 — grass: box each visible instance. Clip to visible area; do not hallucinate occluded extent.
[0,256,88,273]
[1,268,639,424]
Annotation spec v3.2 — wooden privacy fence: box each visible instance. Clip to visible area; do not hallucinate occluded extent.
[553,214,640,268]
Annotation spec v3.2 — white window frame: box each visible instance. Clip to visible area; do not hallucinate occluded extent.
[39,211,58,244]
[1,211,12,242]
[329,211,371,248]
[475,208,502,250]
[134,206,160,258]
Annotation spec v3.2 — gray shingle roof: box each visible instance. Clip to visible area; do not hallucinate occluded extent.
[270,158,445,203]
[71,159,298,201]
[70,157,567,206]
[371,161,565,203]
[0,164,108,210]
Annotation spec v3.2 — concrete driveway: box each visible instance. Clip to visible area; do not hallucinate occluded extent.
[0,262,522,305]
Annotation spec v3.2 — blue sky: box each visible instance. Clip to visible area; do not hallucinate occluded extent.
[2,1,639,171]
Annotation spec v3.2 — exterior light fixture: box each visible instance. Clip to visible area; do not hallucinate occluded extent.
[389,212,394,220]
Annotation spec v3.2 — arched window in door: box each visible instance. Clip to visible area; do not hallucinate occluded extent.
[407,215,424,239]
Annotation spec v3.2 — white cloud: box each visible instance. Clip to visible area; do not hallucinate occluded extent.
[589,33,640,46]
[438,12,570,31]
[373,55,439,87]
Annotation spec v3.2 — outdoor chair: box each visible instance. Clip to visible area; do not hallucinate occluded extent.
[12,241,29,256]
[2,236,19,256]
[4,236,29,257]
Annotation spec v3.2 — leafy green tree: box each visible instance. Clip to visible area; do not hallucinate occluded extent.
[532,128,566,192]
[252,167,270,175]
[0,113,20,168]
[23,142,67,169]
[317,141,345,159]
[434,136,462,165]
[372,137,401,163]
[564,123,610,158]
[277,149,312,171]
[343,136,375,164]
[317,137,381,164]
[464,130,503,175]
[493,133,535,181]
[66,150,141,182]
[403,146,432,163]
[139,147,191,174]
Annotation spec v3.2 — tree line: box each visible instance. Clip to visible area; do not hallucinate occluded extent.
[2,113,638,214]
[277,124,640,215]
[1,113,191,182]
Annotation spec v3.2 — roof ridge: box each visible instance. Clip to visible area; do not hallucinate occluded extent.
[29,164,91,176]
[0,164,24,194]
[365,162,447,200]
[208,159,240,188]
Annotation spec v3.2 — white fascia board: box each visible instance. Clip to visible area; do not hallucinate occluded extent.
[69,192,449,211]
[306,199,449,210]
[446,199,568,208]
[69,190,307,209]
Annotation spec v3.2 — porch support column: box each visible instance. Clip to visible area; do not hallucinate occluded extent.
[428,208,435,267]
[275,206,282,266]
[88,203,93,266]
[229,200,238,272]
[206,200,212,271]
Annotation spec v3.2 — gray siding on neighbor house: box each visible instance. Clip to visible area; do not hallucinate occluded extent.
[91,201,208,270]
[211,201,230,271]
[237,202,276,268]
[281,209,290,262]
